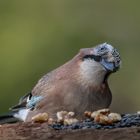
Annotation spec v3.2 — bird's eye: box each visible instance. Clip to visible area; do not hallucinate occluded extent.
[100,46,106,51]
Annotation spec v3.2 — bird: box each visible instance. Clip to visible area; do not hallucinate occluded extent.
[0,43,121,124]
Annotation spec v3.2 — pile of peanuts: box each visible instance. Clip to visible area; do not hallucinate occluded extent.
[32,108,122,125]
[84,109,121,125]
[32,111,79,125]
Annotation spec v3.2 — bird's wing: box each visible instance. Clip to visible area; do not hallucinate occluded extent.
[10,92,44,113]
[10,64,64,114]
[10,73,52,112]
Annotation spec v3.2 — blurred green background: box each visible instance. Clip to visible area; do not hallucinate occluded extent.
[0,0,140,114]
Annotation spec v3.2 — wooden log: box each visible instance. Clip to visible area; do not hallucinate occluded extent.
[0,122,140,140]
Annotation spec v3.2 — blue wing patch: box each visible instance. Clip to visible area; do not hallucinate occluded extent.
[26,96,43,109]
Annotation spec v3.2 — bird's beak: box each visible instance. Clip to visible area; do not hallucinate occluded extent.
[100,59,118,72]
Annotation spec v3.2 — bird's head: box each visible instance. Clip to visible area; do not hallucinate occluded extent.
[76,43,121,86]
[92,43,121,72]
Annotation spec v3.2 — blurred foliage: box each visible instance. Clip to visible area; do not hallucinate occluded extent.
[0,0,140,114]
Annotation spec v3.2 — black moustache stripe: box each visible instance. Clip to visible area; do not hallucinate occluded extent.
[83,55,101,62]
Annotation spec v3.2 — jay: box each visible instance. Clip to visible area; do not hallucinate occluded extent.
[0,43,121,124]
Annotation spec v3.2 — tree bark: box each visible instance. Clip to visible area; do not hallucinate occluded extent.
[0,122,140,140]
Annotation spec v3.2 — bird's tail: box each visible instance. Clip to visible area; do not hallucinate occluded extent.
[0,113,20,125]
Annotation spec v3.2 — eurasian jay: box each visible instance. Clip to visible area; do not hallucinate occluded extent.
[0,43,121,124]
